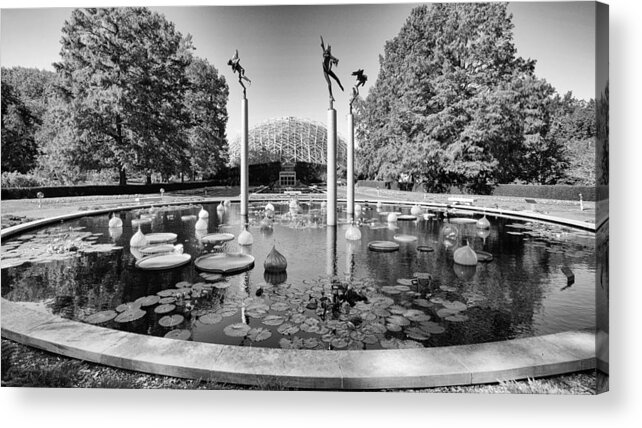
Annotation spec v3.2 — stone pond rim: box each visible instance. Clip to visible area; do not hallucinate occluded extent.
[0,197,598,389]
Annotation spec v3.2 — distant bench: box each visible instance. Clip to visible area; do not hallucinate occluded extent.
[284,191,302,196]
[135,196,162,204]
[447,196,476,206]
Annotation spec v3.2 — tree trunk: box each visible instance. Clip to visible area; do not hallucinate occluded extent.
[119,167,127,186]
[146,174,152,185]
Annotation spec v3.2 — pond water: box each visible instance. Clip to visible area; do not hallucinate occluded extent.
[1,201,596,351]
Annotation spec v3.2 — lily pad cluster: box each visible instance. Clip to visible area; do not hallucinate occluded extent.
[1,227,121,269]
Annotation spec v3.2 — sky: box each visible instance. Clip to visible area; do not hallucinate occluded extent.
[1,0,599,143]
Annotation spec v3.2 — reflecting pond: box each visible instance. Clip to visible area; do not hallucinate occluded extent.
[1,201,596,350]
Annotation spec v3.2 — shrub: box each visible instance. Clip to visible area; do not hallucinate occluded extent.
[1,171,43,188]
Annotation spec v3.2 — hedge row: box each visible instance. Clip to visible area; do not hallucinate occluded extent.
[356,180,606,202]
[492,184,601,201]
[1,180,229,200]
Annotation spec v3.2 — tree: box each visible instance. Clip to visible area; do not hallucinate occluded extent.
[54,7,193,185]
[1,81,39,173]
[357,3,566,193]
[183,57,229,181]
[1,67,56,120]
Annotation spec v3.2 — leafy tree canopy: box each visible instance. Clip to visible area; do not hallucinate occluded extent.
[54,7,196,185]
[357,3,581,193]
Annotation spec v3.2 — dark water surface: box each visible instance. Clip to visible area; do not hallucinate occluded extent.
[1,201,596,350]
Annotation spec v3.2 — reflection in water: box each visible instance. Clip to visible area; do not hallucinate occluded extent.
[1,202,596,349]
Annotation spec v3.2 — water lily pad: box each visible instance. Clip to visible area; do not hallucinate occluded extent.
[386,323,403,332]
[362,334,379,344]
[114,308,146,324]
[83,310,117,325]
[398,340,423,349]
[139,244,176,256]
[158,297,176,305]
[417,246,434,253]
[224,323,251,337]
[201,233,235,244]
[445,314,469,322]
[348,339,365,350]
[419,321,446,334]
[246,308,268,319]
[217,307,239,317]
[157,289,180,298]
[194,252,255,274]
[361,312,377,321]
[279,336,304,349]
[146,233,178,244]
[303,338,319,349]
[413,299,432,308]
[135,295,160,308]
[394,285,411,292]
[372,308,390,317]
[389,305,407,315]
[271,302,290,312]
[164,329,191,340]
[380,338,402,349]
[290,314,308,324]
[199,312,223,325]
[175,281,192,289]
[277,323,300,335]
[403,308,424,318]
[331,338,348,349]
[393,234,418,242]
[370,296,394,308]
[191,309,209,317]
[443,300,467,311]
[300,318,321,333]
[136,253,191,270]
[387,315,410,326]
[116,302,142,313]
[159,314,184,328]
[436,308,459,318]
[439,285,458,292]
[247,327,272,342]
[364,322,387,334]
[212,281,231,289]
[200,272,224,282]
[154,304,176,315]
[382,286,403,295]
[397,278,414,286]
[405,327,431,341]
[368,241,400,252]
[262,314,286,326]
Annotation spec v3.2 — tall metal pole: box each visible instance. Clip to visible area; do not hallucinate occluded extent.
[327,107,337,226]
[347,109,354,222]
[241,97,248,219]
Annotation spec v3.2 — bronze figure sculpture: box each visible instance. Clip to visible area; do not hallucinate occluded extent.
[349,69,368,109]
[321,36,344,106]
[228,49,251,97]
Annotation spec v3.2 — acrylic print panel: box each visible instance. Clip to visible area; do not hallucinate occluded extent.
[0,0,607,397]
